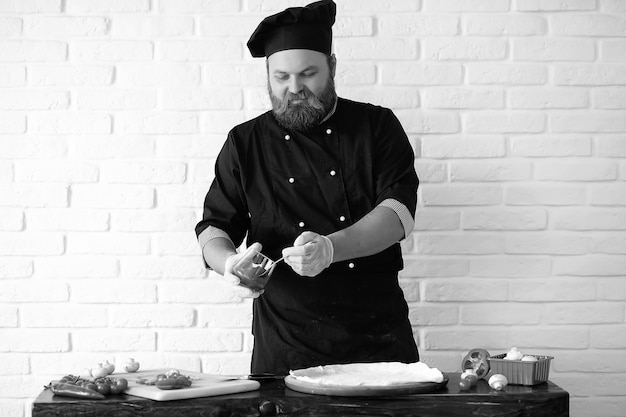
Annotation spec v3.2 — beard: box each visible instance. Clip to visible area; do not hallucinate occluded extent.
[268,76,337,131]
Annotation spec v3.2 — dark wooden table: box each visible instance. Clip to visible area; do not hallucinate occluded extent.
[32,373,569,417]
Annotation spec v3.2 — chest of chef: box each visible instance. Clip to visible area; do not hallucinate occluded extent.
[242,125,374,237]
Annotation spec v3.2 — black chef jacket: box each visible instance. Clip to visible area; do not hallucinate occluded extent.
[196,97,419,375]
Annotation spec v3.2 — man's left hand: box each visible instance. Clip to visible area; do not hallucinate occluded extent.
[282,231,334,277]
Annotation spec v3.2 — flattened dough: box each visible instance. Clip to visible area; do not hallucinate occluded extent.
[289,362,444,387]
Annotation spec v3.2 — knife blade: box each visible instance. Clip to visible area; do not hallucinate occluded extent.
[220,373,283,382]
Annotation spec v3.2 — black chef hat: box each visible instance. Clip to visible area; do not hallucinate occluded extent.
[247,0,336,58]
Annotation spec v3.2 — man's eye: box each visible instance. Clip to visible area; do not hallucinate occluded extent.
[275,74,289,81]
[303,72,317,77]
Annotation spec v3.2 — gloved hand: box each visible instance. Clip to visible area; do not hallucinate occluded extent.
[282,231,334,277]
[224,242,264,298]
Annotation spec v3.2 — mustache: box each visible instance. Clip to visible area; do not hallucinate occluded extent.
[274,88,324,114]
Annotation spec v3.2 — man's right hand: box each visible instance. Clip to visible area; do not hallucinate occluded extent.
[224,242,264,299]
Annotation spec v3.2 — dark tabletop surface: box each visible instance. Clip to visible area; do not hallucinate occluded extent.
[32,373,569,417]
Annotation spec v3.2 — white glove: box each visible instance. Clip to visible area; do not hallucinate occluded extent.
[282,231,334,277]
[224,242,264,298]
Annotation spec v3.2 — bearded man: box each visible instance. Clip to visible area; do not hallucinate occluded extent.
[195,0,420,375]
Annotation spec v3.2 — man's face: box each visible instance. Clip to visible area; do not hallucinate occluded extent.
[267,49,337,131]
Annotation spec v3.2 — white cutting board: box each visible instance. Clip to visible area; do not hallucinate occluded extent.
[116,369,260,401]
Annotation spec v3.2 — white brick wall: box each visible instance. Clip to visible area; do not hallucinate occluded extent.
[0,1,625,416]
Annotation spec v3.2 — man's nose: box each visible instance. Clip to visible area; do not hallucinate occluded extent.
[288,76,302,94]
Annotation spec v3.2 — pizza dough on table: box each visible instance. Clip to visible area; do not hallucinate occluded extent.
[289,362,444,387]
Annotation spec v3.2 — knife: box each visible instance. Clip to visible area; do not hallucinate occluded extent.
[221,373,284,382]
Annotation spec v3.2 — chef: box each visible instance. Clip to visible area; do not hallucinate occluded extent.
[195,0,420,375]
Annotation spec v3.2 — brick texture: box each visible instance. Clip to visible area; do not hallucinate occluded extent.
[1,2,625,416]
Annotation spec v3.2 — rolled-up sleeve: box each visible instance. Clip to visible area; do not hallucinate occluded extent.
[195,133,250,256]
[372,108,419,227]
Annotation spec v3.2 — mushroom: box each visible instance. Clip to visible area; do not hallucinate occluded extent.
[504,347,524,361]
[488,374,508,391]
[124,358,140,373]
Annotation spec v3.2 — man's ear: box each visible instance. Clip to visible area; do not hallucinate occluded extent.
[329,53,337,78]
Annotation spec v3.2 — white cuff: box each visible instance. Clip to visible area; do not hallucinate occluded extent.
[197,226,234,269]
[378,198,415,239]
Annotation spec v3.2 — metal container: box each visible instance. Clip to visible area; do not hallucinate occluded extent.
[488,354,553,386]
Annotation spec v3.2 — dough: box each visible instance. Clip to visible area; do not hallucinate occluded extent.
[289,362,444,387]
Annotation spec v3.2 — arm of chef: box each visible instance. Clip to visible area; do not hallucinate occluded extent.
[327,106,417,263]
[282,198,413,276]
[198,226,237,276]
[326,199,410,263]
